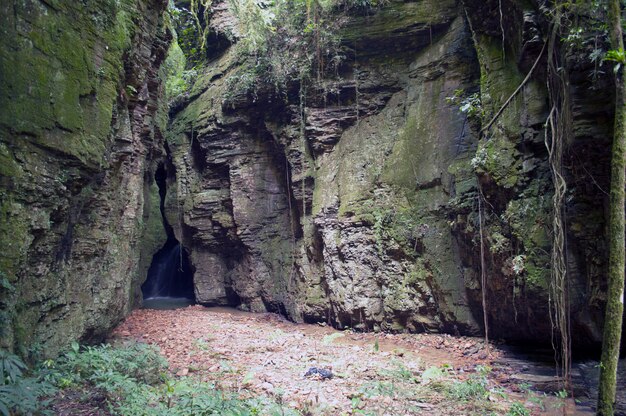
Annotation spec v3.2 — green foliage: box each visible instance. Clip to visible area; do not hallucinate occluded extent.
[112,378,300,416]
[605,48,626,73]
[0,272,16,346]
[446,365,490,401]
[380,361,419,383]
[550,0,610,81]
[228,0,277,54]
[0,349,54,416]
[222,0,354,103]
[42,342,300,416]
[162,41,196,100]
[343,0,388,8]
[190,0,213,51]
[447,377,488,400]
[44,341,168,388]
[359,380,397,398]
[173,0,391,105]
[0,350,26,385]
[555,389,568,399]
[605,48,626,63]
[420,365,449,389]
[506,402,531,416]
[446,89,483,118]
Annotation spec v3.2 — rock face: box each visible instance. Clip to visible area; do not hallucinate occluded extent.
[0,0,616,355]
[166,0,481,334]
[164,0,614,348]
[0,0,170,356]
[460,0,614,346]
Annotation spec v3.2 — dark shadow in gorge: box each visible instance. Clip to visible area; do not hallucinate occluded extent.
[141,163,195,301]
[142,238,195,299]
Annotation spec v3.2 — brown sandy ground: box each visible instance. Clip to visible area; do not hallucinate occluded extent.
[101,305,584,415]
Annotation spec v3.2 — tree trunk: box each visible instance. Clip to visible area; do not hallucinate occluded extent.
[597,1,626,414]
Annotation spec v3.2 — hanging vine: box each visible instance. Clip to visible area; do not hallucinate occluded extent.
[544,2,572,390]
[190,0,213,51]
[477,183,490,354]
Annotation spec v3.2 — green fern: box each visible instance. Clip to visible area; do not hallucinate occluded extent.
[0,349,54,416]
[0,350,26,385]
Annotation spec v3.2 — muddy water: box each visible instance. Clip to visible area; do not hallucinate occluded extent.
[492,346,626,415]
[142,297,195,310]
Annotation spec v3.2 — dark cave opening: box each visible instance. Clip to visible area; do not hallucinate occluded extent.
[141,238,195,300]
[141,163,195,301]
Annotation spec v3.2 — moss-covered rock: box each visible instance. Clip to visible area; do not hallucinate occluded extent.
[0,0,170,356]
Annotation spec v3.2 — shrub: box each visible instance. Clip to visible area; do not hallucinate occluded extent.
[44,341,168,388]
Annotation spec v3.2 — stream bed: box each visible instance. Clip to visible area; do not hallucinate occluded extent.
[142,297,195,310]
[492,346,626,415]
[127,304,625,414]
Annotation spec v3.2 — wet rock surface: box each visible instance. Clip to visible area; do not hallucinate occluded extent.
[0,0,618,359]
[166,0,482,336]
[163,0,613,349]
[0,0,171,355]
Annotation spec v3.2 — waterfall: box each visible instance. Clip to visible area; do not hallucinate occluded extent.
[142,242,194,300]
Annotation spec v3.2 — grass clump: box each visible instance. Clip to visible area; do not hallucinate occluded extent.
[446,365,490,401]
[447,376,489,400]
[506,402,531,416]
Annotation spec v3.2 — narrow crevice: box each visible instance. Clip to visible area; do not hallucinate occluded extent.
[141,162,195,301]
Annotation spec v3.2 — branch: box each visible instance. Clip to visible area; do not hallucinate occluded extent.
[480,39,548,134]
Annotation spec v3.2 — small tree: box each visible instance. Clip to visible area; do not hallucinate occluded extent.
[597,0,626,414]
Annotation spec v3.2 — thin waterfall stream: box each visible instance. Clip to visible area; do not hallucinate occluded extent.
[141,239,195,308]
[141,163,196,309]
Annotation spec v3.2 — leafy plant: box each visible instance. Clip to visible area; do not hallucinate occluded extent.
[0,350,54,416]
[420,365,448,384]
[0,350,26,384]
[0,274,14,292]
[219,0,351,105]
[447,377,488,400]
[44,341,168,388]
[506,402,531,416]
[359,380,396,398]
[555,389,568,399]
[446,89,483,118]
[42,342,300,416]
[604,48,626,72]
[380,361,419,383]
[446,366,490,401]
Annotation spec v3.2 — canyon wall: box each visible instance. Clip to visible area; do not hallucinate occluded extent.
[0,0,170,356]
[0,0,615,356]
[164,0,613,347]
